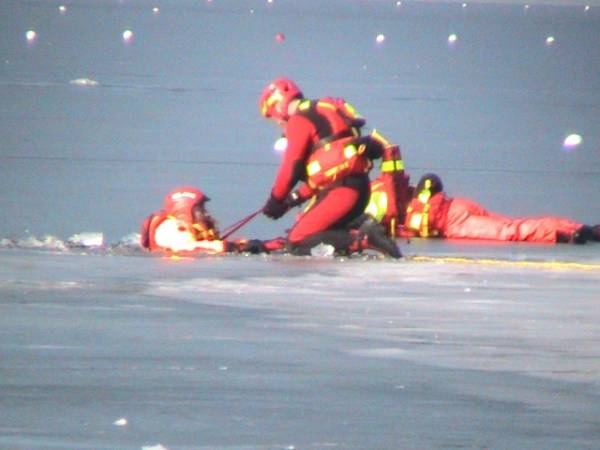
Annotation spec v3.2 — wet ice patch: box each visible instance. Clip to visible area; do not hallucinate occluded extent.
[0,238,15,248]
[16,235,67,250]
[25,344,82,350]
[310,243,335,258]
[351,347,408,358]
[113,417,128,426]
[67,232,104,248]
[70,78,99,87]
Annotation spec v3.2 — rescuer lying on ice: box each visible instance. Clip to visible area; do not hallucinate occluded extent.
[367,173,600,244]
[258,77,405,258]
[140,186,284,254]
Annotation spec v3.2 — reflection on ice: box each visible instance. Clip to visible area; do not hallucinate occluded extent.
[69,77,100,87]
[66,232,104,248]
[25,30,37,44]
[122,29,133,44]
[563,133,582,150]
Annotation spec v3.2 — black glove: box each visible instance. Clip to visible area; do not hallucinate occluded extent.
[286,190,305,208]
[239,239,267,254]
[263,195,289,219]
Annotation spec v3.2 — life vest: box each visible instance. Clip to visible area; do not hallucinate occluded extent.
[297,98,371,190]
[364,137,410,237]
[140,210,168,251]
[141,212,226,254]
[404,184,448,238]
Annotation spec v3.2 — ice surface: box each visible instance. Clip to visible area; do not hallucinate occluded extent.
[1,248,600,449]
[1,0,600,449]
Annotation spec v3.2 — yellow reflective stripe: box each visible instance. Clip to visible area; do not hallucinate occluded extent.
[307,160,321,176]
[343,102,362,119]
[417,179,432,204]
[421,205,430,238]
[303,195,318,213]
[409,213,423,231]
[371,180,384,191]
[370,129,390,146]
[408,195,432,237]
[381,160,404,172]
[365,191,388,222]
[298,100,311,111]
[266,90,283,107]
[317,101,336,110]
[325,168,338,178]
[418,190,431,204]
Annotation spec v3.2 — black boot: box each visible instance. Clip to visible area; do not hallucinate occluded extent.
[358,218,402,258]
[572,225,595,244]
[590,224,600,242]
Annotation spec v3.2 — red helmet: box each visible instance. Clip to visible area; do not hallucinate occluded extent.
[259,77,303,121]
[164,187,209,223]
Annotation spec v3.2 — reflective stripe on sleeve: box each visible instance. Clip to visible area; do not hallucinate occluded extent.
[381,160,404,172]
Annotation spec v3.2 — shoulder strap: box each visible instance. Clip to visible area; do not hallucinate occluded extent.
[297,99,364,152]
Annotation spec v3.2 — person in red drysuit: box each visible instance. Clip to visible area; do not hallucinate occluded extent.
[363,145,412,238]
[402,174,600,244]
[140,186,284,254]
[259,77,402,258]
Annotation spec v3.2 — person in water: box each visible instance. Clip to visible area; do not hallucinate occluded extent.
[140,186,284,254]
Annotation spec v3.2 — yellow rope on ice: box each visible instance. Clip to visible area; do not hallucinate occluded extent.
[409,255,600,272]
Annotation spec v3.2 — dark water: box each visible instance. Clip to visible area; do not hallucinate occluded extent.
[1,0,599,243]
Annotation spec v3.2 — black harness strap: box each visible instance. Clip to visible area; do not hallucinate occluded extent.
[298,100,365,153]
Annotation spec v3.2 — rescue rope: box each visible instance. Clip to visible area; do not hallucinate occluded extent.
[221,208,264,240]
[408,255,600,272]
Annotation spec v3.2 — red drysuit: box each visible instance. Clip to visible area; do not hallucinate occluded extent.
[264,97,375,253]
[405,192,584,243]
[260,77,401,257]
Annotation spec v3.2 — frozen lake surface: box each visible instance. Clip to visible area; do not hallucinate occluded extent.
[1,0,600,448]
[1,245,600,449]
